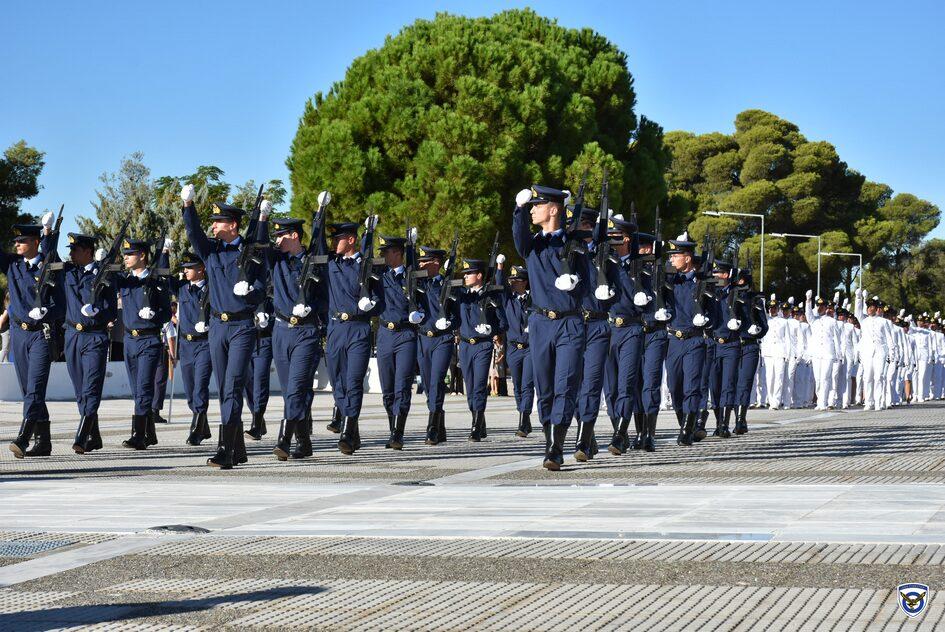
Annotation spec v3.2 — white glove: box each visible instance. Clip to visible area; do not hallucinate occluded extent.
[28,307,48,320]
[523,325,529,334]
[769,293,776,301]
[80,304,99,317]
[475,323,492,336]
[233,281,250,296]
[138,307,155,320]
[898,308,906,318]
[496,254,506,264]
[692,313,709,327]
[357,296,376,312]
[727,318,742,331]
[408,310,424,324]
[833,291,840,303]
[554,274,579,292]
[654,308,671,322]
[194,321,208,333]
[595,285,614,301]
[364,215,379,230]
[562,190,572,207]
[805,289,813,300]
[95,248,107,262]
[163,237,174,251]
[435,317,451,331]
[259,199,272,220]
[748,324,762,335]
[255,312,270,328]
[633,291,651,307]
[41,211,55,229]
[935,311,941,319]
[292,304,312,318]
[317,190,331,206]
[180,184,195,203]
[515,188,533,207]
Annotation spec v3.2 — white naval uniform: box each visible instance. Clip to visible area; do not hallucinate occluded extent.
[761,314,791,409]
[806,300,842,410]
[855,295,896,410]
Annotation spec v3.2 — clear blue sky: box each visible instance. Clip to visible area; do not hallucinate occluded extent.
[3,1,944,238]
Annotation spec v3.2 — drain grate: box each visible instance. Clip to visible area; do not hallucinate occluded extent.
[0,540,73,558]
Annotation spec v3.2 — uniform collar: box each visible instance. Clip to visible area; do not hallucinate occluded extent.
[223,235,242,248]
[541,228,565,238]
[83,262,96,272]
[26,254,42,267]
[131,268,150,279]
[392,265,405,275]
[190,279,206,288]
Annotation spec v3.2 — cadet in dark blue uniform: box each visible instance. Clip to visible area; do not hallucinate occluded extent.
[2,216,64,458]
[734,269,768,434]
[244,287,273,442]
[181,184,268,469]
[375,235,423,450]
[455,259,507,440]
[512,185,588,471]
[495,262,534,437]
[416,246,455,444]
[61,233,117,454]
[261,217,327,461]
[167,252,214,446]
[707,260,742,437]
[114,238,172,450]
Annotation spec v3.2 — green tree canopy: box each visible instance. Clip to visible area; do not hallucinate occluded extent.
[0,140,45,244]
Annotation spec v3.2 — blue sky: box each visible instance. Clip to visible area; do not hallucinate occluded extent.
[3,1,944,238]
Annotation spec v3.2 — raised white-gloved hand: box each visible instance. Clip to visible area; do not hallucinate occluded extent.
[138,307,155,320]
[935,311,941,319]
[364,215,379,230]
[163,237,174,251]
[41,211,55,230]
[180,184,195,203]
[94,248,107,261]
[515,188,532,207]
[292,304,312,318]
[654,308,672,322]
[496,254,506,264]
[317,190,331,206]
[748,324,762,335]
[633,291,651,307]
[435,317,451,331]
[555,274,579,292]
[769,293,776,302]
[255,312,270,328]
[833,291,840,303]
[562,190,572,207]
[898,308,906,318]
[357,296,376,312]
[28,307,48,320]
[259,199,272,220]
[80,304,99,317]
[408,310,424,324]
[805,289,813,300]
[692,313,709,327]
[595,284,614,301]
[194,321,209,333]
[475,323,492,336]
[233,280,250,296]
[727,318,742,331]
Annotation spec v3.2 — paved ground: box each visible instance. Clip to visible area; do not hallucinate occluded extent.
[0,392,942,629]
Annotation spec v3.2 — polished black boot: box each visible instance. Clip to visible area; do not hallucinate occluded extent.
[9,419,36,459]
[145,411,159,446]
[86,414,103,452]
[574,421,592,462]
[424,411,439,445]
[339,417,360,455]
[234,422,248,464]
[186,412,203,445]
[588,424,599,459]
[326,406,342,433]
[694,409,710,442]
[246,410,267,440]
[386,410,395,436]
[631,412,645,450]
[122,415,148,450]
[643,413,657,452]
[291,416,313,459]
[468,411,482,442]
[678,412,696,446]
[542,422,552,454]
[73,416,94,454]
[24,421,52,457]
[515,411,532,437]
[387,412,407,450]
[436,409,447,444]
[612,417,632,455]
[477,411,487,439]
[719,406,733,438]
[199,411,212,440]
[735,405,748,435]
[543,424,567,471]
[153,410,168,424]
[674,409,685,428]
[273,419,298,461]
[208,423,235,469]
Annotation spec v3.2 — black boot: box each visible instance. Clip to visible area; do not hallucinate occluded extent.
[542,422,551,454]
[339,417,359,455]
[234,422,248,464]
[246,410,267,440]
[145,411,159,446]
[24,421,52,457]
[468,411,482,442]
[610,416,620,433]
[515,411,532,437]
[208,423,235,469]
[385,410,395,436]
[719,406,733,438]
[677,412,696,446]
[292,416,313,459]
[694,409,710,442]
[608,417,631,455]
[436,409,447,444]
[387,412,407,450]
[424,411,439,445]
[9,419,36,459]
[186,412,203,446]
[477,411,487,439]
[73,416,93,454]
[574,421,592,462]
[86,414,103,452]
[543,424,567,471]
[122,415,148,450]
[674,409,685,428]
[274,419,298,461]
[643,413,657,452]
[199,411,211,440]
[326,406,342,433]
[588,423,599,459]
[152,410,168,424]
[735,406,748,435]
[631,412,645,450]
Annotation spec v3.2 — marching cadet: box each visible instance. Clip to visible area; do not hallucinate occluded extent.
[706,259,742,437]
[375,234,424,450]
[761,298,790,409]
[495,260,535,438]
[181,184,269,469]
[513,185,588,471]
[244,284,273,442]
[151,302,176,425]
[733,268,767,434]
[260,217,327,461]
[416,245,455,444]
[455,258,508,440]
[115,237,172,450]
[805,290,842,410]
[3,213,64,458]
[168,252,214,446]
[793,305,813,408]
[60,232,116,454]
[635,230,672,452]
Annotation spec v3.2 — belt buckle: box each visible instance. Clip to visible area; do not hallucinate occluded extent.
[21,322,28,330]
[548,310,557,320]
[517,343,524,349]
[221,312,230,322]
[426,331,434,337]
[387,322,395,330]
[186,334,194,341]
[341,313,350,321]
[717,337,724,344]
[675,330,683,339]
[290,316,299,326]
[132,329,139,337]
[615,317,625,327]
[468,337,476,344]
[76,323,84,331]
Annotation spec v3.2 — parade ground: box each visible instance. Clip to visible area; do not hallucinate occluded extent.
[0,394,942,630]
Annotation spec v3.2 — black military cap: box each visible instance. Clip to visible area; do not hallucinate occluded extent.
[665,232,697,254]
[607,216,638,236]
[377,235,406,251]
[328,222,359,238]
[461,259,485,274]
[417,245,446,260]
[578,208,600,224]
[121,238,150,255]
[209,202,245,222]
[526,185,568,205]
[180,251,203,268]
[272,217,303,236]
[509,265,528,280]
[66,233,97,249]
[636,232,656,244]
[12,224,42,242]
[712,260,733,273]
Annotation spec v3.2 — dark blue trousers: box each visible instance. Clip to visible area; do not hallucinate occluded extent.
[665,335,706,414]
[604,324,643,422]
[710,340,741,409]
[639,329,669,414]
[736,341,761,407]
[273,322,321,421]
[506,342,535,413]
[325,321,371,418]
[244,335,273,414]
[376,328,417,416]
[64,329,109,417]
[10,327,53,421]
[577,320,611,424]
[418,333,453,412]
[529,315,585,427]
[152,346,169,411]
[699,337,715,410]
[179,338,212,414]
[209,318,257,426]
[459,339,492,412]
[124,334,162,416]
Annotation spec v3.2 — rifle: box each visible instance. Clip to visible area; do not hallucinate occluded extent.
[32,204,65,311]
[727,247,740,311]
[693,231,716,318]
[236,184,266,283]
[358,215,384,301]
[559,170,589,278]
[141,229,169,311]
[90,212,132,305]
[297,190,331,298]
[478,232,500,322]
[652,206,667,311]
[594,169,611,291]
[438,229,461,310]
[403,220,428,314]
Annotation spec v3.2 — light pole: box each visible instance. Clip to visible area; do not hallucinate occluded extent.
[702,211,765,289]
[769,232,822,298]
[822,251,863,297]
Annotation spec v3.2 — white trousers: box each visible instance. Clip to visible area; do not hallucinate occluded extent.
[833,360,846,408]
[860,352,886,410]
[764,357,787,408]
[813,357,835,410]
